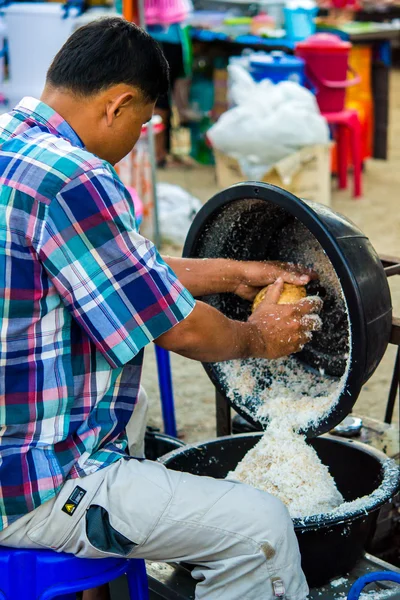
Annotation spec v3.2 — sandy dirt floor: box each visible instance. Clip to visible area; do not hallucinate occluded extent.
[142,70,400,443]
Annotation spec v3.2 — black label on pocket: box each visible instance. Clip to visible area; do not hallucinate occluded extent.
[62,486,87,516]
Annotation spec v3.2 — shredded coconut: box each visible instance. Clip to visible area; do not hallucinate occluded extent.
[333,591,400,599]
[210,210,399,521]
[214,214,352,435]
[216,354,348,433]
[222,218,353,518]
[330,577,348,588]
[358,591,399,599]
[227,420,344,518]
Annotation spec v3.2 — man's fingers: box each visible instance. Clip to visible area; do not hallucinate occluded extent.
[292,331,312,353]
[282,272,311,285]
[281,269,317,286]
[262,278,284,305]
[295,296,323,316]
[291,313,322,354]
[269,261,318,284]
[301,314,322,332]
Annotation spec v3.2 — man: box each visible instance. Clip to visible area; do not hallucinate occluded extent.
[0,17,321,599]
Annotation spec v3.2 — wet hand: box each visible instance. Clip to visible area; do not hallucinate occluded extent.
[248,278,323,360]
[234,261,318,302]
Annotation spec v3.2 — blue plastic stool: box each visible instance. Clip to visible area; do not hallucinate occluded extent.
[347,571,400,600]
[155,345,177,438]
[0,546,149,600]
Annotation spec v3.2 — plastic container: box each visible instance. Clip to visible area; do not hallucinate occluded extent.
[2,3,79,106]
[183,183,392,437]
[188,11,225,30]
[160,433,400,587]
[251,12,275,35]
[223,17,252,37]
[284,3,318,42]
[249,51,305,84]
[144,429,186,461]
[260,0,285,28]
[295,33,360,113]
[145,0,192,26]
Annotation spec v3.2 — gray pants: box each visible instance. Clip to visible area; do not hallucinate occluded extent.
[0,389,308,600]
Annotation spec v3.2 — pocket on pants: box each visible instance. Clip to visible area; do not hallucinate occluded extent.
[27,472,106,550]
[60,458,173,559]
[82,458,173,550]
[86,505,137,557]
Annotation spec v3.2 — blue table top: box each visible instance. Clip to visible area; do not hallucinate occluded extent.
[190,28,295,50]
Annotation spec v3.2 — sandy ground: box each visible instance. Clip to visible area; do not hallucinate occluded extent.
[141,71,400,444]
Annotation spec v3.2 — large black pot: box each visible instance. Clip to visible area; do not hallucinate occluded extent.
[183,183,392,436]
[160,433,400,587]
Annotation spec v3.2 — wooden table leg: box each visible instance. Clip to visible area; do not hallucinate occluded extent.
[216,391,231,437]
[385,347,400,424]
[372,40,391,160]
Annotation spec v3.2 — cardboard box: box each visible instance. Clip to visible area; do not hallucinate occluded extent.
[214,144,332,207]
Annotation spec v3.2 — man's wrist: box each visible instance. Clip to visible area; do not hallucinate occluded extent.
[234,319,266,359]
[225,259,245,294]
[248,320,266,358]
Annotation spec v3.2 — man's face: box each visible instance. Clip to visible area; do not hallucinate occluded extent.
[78,85,156,166]
[109,97,154,165]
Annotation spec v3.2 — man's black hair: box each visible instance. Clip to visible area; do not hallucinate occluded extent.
[46,17,170,102]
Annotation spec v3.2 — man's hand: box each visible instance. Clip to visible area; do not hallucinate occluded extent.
[248,278,322,359]
[162,257,316,300]
[233,261,317,302]
[156,278,322,363]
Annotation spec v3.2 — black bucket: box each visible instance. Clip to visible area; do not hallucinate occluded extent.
[144,429,186,461]
[160,433,400,587]
[183,183,392,437]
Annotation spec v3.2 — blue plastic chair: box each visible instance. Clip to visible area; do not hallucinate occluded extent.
[155,345,177,438]
[0,546,149,600]
[347,571,400,600]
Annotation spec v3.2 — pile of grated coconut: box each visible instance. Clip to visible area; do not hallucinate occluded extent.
[223,220,353,518]
[227,421,344,518]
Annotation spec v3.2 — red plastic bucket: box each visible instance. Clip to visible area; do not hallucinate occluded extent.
[295,33,360,113]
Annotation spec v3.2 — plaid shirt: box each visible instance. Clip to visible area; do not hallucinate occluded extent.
[0,97,195,531]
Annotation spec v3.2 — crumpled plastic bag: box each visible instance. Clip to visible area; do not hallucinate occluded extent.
[157,183,202,245]
[208,66,330,178]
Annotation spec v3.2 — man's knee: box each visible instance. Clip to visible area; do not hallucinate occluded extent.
[225,482,293,545]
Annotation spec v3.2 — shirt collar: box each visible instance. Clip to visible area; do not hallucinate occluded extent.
[14,97,85,149]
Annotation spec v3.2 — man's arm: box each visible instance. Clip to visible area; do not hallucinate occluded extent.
[156,279,322,362]
[162,257,316,301]
[37,168,319,368]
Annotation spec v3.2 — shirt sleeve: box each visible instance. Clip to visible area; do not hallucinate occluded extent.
[35,165,195,368]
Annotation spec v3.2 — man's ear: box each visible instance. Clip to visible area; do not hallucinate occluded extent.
[105,92,134,127]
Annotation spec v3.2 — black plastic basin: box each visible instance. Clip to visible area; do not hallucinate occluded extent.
[183,183,392,436]
[160,433,400,587]
[144,430,186,461]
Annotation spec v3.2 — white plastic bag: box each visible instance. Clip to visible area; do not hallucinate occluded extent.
[157,183,202,245]
[208,67,330,178]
